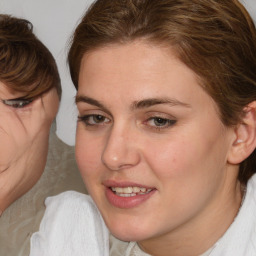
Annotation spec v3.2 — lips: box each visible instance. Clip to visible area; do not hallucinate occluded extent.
[104,181,156,208]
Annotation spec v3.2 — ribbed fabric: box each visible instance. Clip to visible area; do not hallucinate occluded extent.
[208,174,256,255]
[30,191,109,256]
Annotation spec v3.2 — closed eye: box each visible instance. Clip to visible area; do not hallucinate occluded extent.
[2,98,33,108]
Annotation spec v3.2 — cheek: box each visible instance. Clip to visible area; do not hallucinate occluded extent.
[144,136,193,179]
[143,129,224,185]
[75,128,103,181]
[43,89,60,122]
[0,134,16,171]
[0,116,29,171]
[141,137,221,220]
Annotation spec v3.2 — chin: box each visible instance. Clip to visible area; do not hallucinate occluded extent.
[107,221,153,242]
[111,231,147,243]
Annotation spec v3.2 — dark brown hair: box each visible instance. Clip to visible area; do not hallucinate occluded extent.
[0,14,61,98]
[68,0,256,183]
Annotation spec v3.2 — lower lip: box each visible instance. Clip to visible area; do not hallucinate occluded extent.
[105,187,156,209]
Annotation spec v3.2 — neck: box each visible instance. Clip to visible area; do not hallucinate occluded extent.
[139,179,243,256]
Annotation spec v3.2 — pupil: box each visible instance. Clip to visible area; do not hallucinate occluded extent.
[94,115,104,123]
[155,118,166,126]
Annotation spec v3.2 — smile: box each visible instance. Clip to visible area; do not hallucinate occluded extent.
[105,184,156,208]
[111,187,153,197]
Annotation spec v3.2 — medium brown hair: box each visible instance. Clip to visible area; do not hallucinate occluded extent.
[68,0,256,183]
[0,14,61,99]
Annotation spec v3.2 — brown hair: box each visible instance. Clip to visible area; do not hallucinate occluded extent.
[68,0,256,183]
[0,14,61,99]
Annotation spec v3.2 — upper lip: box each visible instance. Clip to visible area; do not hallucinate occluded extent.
[103,180,154,189]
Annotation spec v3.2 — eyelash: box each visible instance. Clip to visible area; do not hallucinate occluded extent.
[2,99,33,108]
[78,114,176,131]
[145,117,177,130]
[78,114,110,126]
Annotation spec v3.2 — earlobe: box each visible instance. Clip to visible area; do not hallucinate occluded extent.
[228,101,256,165]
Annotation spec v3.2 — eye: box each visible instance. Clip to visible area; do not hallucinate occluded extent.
[78,114,110,126]
[2,98,33,108]
[146,117,176,129]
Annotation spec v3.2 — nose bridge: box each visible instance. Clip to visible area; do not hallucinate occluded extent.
[102,121,139,170]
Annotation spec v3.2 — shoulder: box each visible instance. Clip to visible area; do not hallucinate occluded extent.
[248,173,256,193]
[41,191,100,227]
[246,173,256,210]
[211,174,256,255]
[40,191,106,234]
[30,191,109,256]
[44,190,96,214]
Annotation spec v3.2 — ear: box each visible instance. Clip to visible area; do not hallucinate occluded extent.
[228,101,256,165]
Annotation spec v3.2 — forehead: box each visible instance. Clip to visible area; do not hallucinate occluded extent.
[78,41,205,100]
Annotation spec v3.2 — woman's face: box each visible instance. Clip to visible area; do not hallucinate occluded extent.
[76,41,238,244]
[0,83,59,171]
[0,82,59,212]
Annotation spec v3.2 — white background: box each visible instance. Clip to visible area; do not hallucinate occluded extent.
[1,0,255,145]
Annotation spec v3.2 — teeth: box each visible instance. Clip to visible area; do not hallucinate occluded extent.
[140,188,146,193]
[133,187,140,193]
[111,186,152,196]
[118,193,137,197]
[123,187,133,193]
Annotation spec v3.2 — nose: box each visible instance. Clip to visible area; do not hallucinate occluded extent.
[101,125,140,171]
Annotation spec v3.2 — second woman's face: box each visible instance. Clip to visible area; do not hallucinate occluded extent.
[76,41,237,243]
[0,82,59,212]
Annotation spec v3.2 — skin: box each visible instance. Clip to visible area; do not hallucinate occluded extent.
[0,82,59,215]
[76,41,245,256]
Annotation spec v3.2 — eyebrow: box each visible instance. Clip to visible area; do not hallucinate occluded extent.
[76,95,111,115]
[131,98,191,110]
[75,95,190,113]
